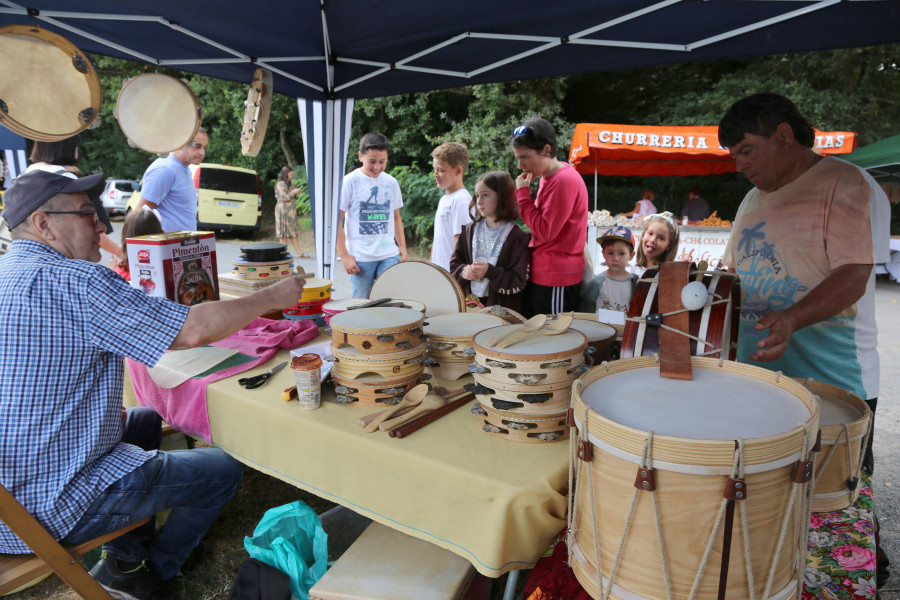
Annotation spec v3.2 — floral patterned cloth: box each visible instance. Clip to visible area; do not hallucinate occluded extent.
[524,474,878,600]
[275,180,301,238]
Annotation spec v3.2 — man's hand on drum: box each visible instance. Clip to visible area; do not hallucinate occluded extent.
[462,263,488,281]
[749,310,798,362]
[341,254,360,275]
[515,171,534,190]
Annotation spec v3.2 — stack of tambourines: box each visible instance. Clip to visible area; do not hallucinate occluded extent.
[283,277,333,323]
[423,313,506,380]
[467,321,591,443]
[327,307,428,407]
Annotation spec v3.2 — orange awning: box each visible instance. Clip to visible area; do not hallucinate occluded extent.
[568,123,858,177]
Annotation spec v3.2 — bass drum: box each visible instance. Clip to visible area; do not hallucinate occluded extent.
[0,25,101,141]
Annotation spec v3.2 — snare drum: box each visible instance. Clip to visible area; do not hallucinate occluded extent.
[329,343,426,381]
[796,379,872,512]
[0,25,101,141]
[424,313,505,380]
[369,261,465,317]
[570,319,616,365]
[329,307,425,354]
[622,270,738,360]
[471,327,588,388]
[299,278,332,303]
[570,357,818,600]
[115,73,202,153]
[331,372,422,407]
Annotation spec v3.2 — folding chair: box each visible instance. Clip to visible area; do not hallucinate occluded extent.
[0,482,149,599]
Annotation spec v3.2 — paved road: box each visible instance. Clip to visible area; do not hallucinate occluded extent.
[105,221,900,595]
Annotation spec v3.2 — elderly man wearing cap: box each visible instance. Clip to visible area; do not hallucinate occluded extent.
[0,169,305,599]
[580,225,639,313]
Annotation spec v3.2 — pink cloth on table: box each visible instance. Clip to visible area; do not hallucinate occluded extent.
[127,317,318,443]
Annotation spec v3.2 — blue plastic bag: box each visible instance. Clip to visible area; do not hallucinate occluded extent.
[244,501,329,600]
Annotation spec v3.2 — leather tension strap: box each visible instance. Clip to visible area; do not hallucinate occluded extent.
[657,261,693,380]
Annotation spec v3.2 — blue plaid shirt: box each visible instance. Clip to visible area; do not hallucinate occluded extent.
[0,240,189,553]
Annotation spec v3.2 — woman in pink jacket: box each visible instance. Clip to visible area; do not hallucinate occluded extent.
[511,118,588,316]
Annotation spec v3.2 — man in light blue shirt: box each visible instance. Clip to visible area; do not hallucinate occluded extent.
[136,128,208,232]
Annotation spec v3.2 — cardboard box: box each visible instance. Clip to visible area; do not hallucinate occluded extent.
[127,231,219,305]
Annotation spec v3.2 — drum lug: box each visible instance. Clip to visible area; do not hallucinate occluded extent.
[846,476,859,492]
[646,312,663,328]
[813,428,822,453]
[792,460,813,483]
[578,440,593,462]
[634,467,656,491]
[724,477,747,501]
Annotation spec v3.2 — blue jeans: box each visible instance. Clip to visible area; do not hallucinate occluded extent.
[60,416,243,580]
[350,254,399,298]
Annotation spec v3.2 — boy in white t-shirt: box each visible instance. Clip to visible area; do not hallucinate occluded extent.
[337,133,408,298]
[430,142,472,271]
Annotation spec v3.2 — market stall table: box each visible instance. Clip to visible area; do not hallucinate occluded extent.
[201,340,569,578]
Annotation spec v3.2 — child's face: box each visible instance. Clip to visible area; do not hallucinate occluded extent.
[432,159,460,190]
[358,149,388,178]
[602,241,634,271]
[641,222,672,262]
[473,181,499,219]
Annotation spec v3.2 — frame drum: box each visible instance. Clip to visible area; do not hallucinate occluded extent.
[570,319,616,365]
[299,277,332,303]
[331,372,422,407]
[425,312,504,380]
[622,270,738,360]
[796,379,872,512]
[115,73,201,153]
[0,25,101,141]
[329,307,425,355]
[329,343,426,381]
[471,327,587,388]
[570,357,818,600]
[475,402,569,443]
[240,68,272,157]
[369,261,465,317]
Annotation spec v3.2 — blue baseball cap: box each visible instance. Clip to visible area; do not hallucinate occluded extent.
[598,226,635,249]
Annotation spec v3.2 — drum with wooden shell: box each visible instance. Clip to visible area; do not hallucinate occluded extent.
[329,343,426,381]
[569,356,819,600]
[233,257,294,279]
[622,270,738,360]
[570,318,616,365]
[331,372,422,407]
[424,313,505,380]
[470,326,588,388]
[796,378,872,512]
[369,261,465,317]
[473,402,569,443]
[329,307,425,355]
[466,377,574,415]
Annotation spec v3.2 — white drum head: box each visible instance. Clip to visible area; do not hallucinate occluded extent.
[425,313,505,337]
[394,299,426,313]
[582,367,811,440]
[818,392,863,426]
[115,73,201,153]
[323,298,368,313]
[329,306,423,330]
[570,319,616,342]
[473,327,587,356]
[369,261,464,317]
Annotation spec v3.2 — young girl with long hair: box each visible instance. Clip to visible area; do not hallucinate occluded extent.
[635,211,680,275]
[449,171,530,312]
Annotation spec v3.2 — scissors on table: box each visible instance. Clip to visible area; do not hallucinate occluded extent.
[238,361,288,389]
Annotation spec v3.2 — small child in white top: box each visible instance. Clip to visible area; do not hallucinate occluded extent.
[580,226,639,313]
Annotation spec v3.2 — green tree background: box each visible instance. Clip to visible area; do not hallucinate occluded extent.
[70,44,900,246]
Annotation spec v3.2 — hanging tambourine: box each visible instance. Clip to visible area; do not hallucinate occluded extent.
[240,68,272,157]
[0,24,102,141]
[114,73,201,153]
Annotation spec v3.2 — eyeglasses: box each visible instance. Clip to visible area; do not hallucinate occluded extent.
[512,125,530,138]
[43,210,100,226]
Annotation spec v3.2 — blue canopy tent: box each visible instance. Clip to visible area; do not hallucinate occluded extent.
[2,0,899,277]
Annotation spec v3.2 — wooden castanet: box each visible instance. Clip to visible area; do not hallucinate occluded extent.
[795,378,872,512]
[569,357,818,600]
[621,268,738,360]
[329,307,425,355]
[329,344,426,381]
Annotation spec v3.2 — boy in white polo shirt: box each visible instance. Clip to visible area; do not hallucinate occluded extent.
[430,142,472,271]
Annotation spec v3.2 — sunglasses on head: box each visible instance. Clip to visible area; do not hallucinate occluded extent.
[512,125,530,138]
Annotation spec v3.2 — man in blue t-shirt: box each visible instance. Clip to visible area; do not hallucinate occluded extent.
[136,128,208,232]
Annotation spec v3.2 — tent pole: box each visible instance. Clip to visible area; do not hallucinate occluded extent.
[593,163,598,212]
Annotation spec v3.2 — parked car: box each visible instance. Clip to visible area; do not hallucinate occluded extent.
[126,163,262,233]
[101,179,138,215]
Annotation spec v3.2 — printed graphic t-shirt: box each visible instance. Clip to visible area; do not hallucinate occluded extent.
[722,157,874,399]
[340,169,404,262]
[431,188,473,271]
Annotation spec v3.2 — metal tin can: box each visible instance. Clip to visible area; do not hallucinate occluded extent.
[291,353,322,410]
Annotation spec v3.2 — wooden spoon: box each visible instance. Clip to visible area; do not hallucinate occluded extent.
[695,260,708,282]
[482,314,547,348]
[363,384,428,433]
[379,394,446,431]
[496,313,574,349]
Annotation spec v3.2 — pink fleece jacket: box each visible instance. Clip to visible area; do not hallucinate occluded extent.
[516,163,588,287]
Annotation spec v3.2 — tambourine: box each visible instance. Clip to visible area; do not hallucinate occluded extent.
[0,25,101,141]
[240,68,272,157]
[115,73,201,153]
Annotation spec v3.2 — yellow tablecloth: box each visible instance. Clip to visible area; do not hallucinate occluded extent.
[204,341,569,577]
